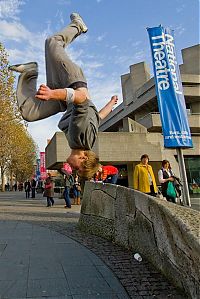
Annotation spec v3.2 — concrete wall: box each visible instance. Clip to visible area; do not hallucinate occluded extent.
[137,113,200,133]
[46,132,71,169]
[121,62,151,106]
[180,44,200,75]
[79,182,200,299]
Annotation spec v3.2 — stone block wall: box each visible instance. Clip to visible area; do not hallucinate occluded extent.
[79,182,200,299]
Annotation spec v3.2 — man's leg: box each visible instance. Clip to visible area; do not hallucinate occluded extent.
[32,188,35,198]
[64,187,71,208]
[14,66,67,121]
[45,14,87,90]
[50,197,54,206]
[10,14,88,124]
[46,197,51,207]
[111,174,118,184]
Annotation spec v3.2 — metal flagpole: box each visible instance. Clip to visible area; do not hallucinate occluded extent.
[176,148,191,207]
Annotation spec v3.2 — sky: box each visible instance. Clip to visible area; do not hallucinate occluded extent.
[0,0,199,152]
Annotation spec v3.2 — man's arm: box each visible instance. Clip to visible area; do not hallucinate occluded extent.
[35,84,88,104]
[98,96,118,120]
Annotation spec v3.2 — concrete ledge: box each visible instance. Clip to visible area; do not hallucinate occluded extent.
[79,182,200,299]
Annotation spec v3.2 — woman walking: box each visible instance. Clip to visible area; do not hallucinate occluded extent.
[158,160,176,203]
[44,173,54,207]
[73,174,81,205]
[133,154,157,196]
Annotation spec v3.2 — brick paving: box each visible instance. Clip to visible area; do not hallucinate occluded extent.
[0,191,187,299]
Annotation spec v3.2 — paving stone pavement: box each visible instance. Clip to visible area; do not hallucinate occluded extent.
[0,191,187,299]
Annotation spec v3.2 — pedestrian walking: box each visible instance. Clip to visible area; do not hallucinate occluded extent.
[158,160,181,203]
[31,178,36,198]
[18,182,23,191]
[133,154,158,196]
[63,173,74,208]
[9,12,118,180]
[24,180,31,198]
[73,174,81,205]
[13,183,17,191]
[43,173,54,207]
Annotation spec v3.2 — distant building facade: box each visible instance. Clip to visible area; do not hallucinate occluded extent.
[46,44,200,197]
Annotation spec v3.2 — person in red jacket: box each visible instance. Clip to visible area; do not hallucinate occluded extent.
[98,165,119,184]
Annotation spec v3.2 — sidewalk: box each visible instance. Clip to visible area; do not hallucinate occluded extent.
[0,192,129,299]
[0,192,186,299]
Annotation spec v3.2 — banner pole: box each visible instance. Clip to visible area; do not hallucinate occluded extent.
[176,148,191,207]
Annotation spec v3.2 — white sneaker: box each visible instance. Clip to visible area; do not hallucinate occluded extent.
[70,13,88,33]
[8,62,38,73]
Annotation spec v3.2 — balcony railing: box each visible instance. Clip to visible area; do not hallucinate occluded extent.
[137,113,200,133]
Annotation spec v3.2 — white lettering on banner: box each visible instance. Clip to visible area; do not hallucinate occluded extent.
[165,130,191,140]
[151,32,182,94]
[165,135,192,140]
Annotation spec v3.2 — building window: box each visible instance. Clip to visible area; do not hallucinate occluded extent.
[184,156,200,197]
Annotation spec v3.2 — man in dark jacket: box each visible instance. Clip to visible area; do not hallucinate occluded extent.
[31,178,36,198]
[24,180,31,198]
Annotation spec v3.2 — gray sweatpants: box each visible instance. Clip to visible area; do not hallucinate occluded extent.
[16,22,87,122]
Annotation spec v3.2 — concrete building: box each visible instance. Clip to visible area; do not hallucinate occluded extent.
[46,44,200,197]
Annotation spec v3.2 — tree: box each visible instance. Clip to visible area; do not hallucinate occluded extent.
[0,43,37,190]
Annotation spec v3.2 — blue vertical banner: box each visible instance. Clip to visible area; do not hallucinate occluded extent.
[36,158,41,180]
[147,25,193,148]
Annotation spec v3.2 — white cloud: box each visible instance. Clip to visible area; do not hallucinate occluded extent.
[75,34,89,43]
[89,76,122,111]
[132,40,142,47]
[97,33,106,42]
[55,9,64,26]
[83,60,105,81]
[85,61,104,69]
[0,19,50,51]
[114,50,145,69]
[57,0,71,5]
[176,4,186,13]
[111,45,118,49]
[0,20,30,41]
[174,24,185,36]
[0,0,25,20]
[133,50,145,61]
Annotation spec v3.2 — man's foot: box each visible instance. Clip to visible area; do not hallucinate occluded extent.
[8,62,38,73]
[64,205,71,208]
[70,13,88,33]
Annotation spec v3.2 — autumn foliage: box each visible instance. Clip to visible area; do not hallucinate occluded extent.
[0,43,37,191]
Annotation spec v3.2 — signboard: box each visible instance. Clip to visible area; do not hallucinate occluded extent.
[40,152,46,180]
[36,158,41,180]
[147,25,193,148]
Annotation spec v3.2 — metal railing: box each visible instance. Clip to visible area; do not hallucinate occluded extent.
[137,112,200,122]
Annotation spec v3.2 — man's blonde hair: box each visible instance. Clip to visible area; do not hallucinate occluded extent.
[78,150,100,180]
